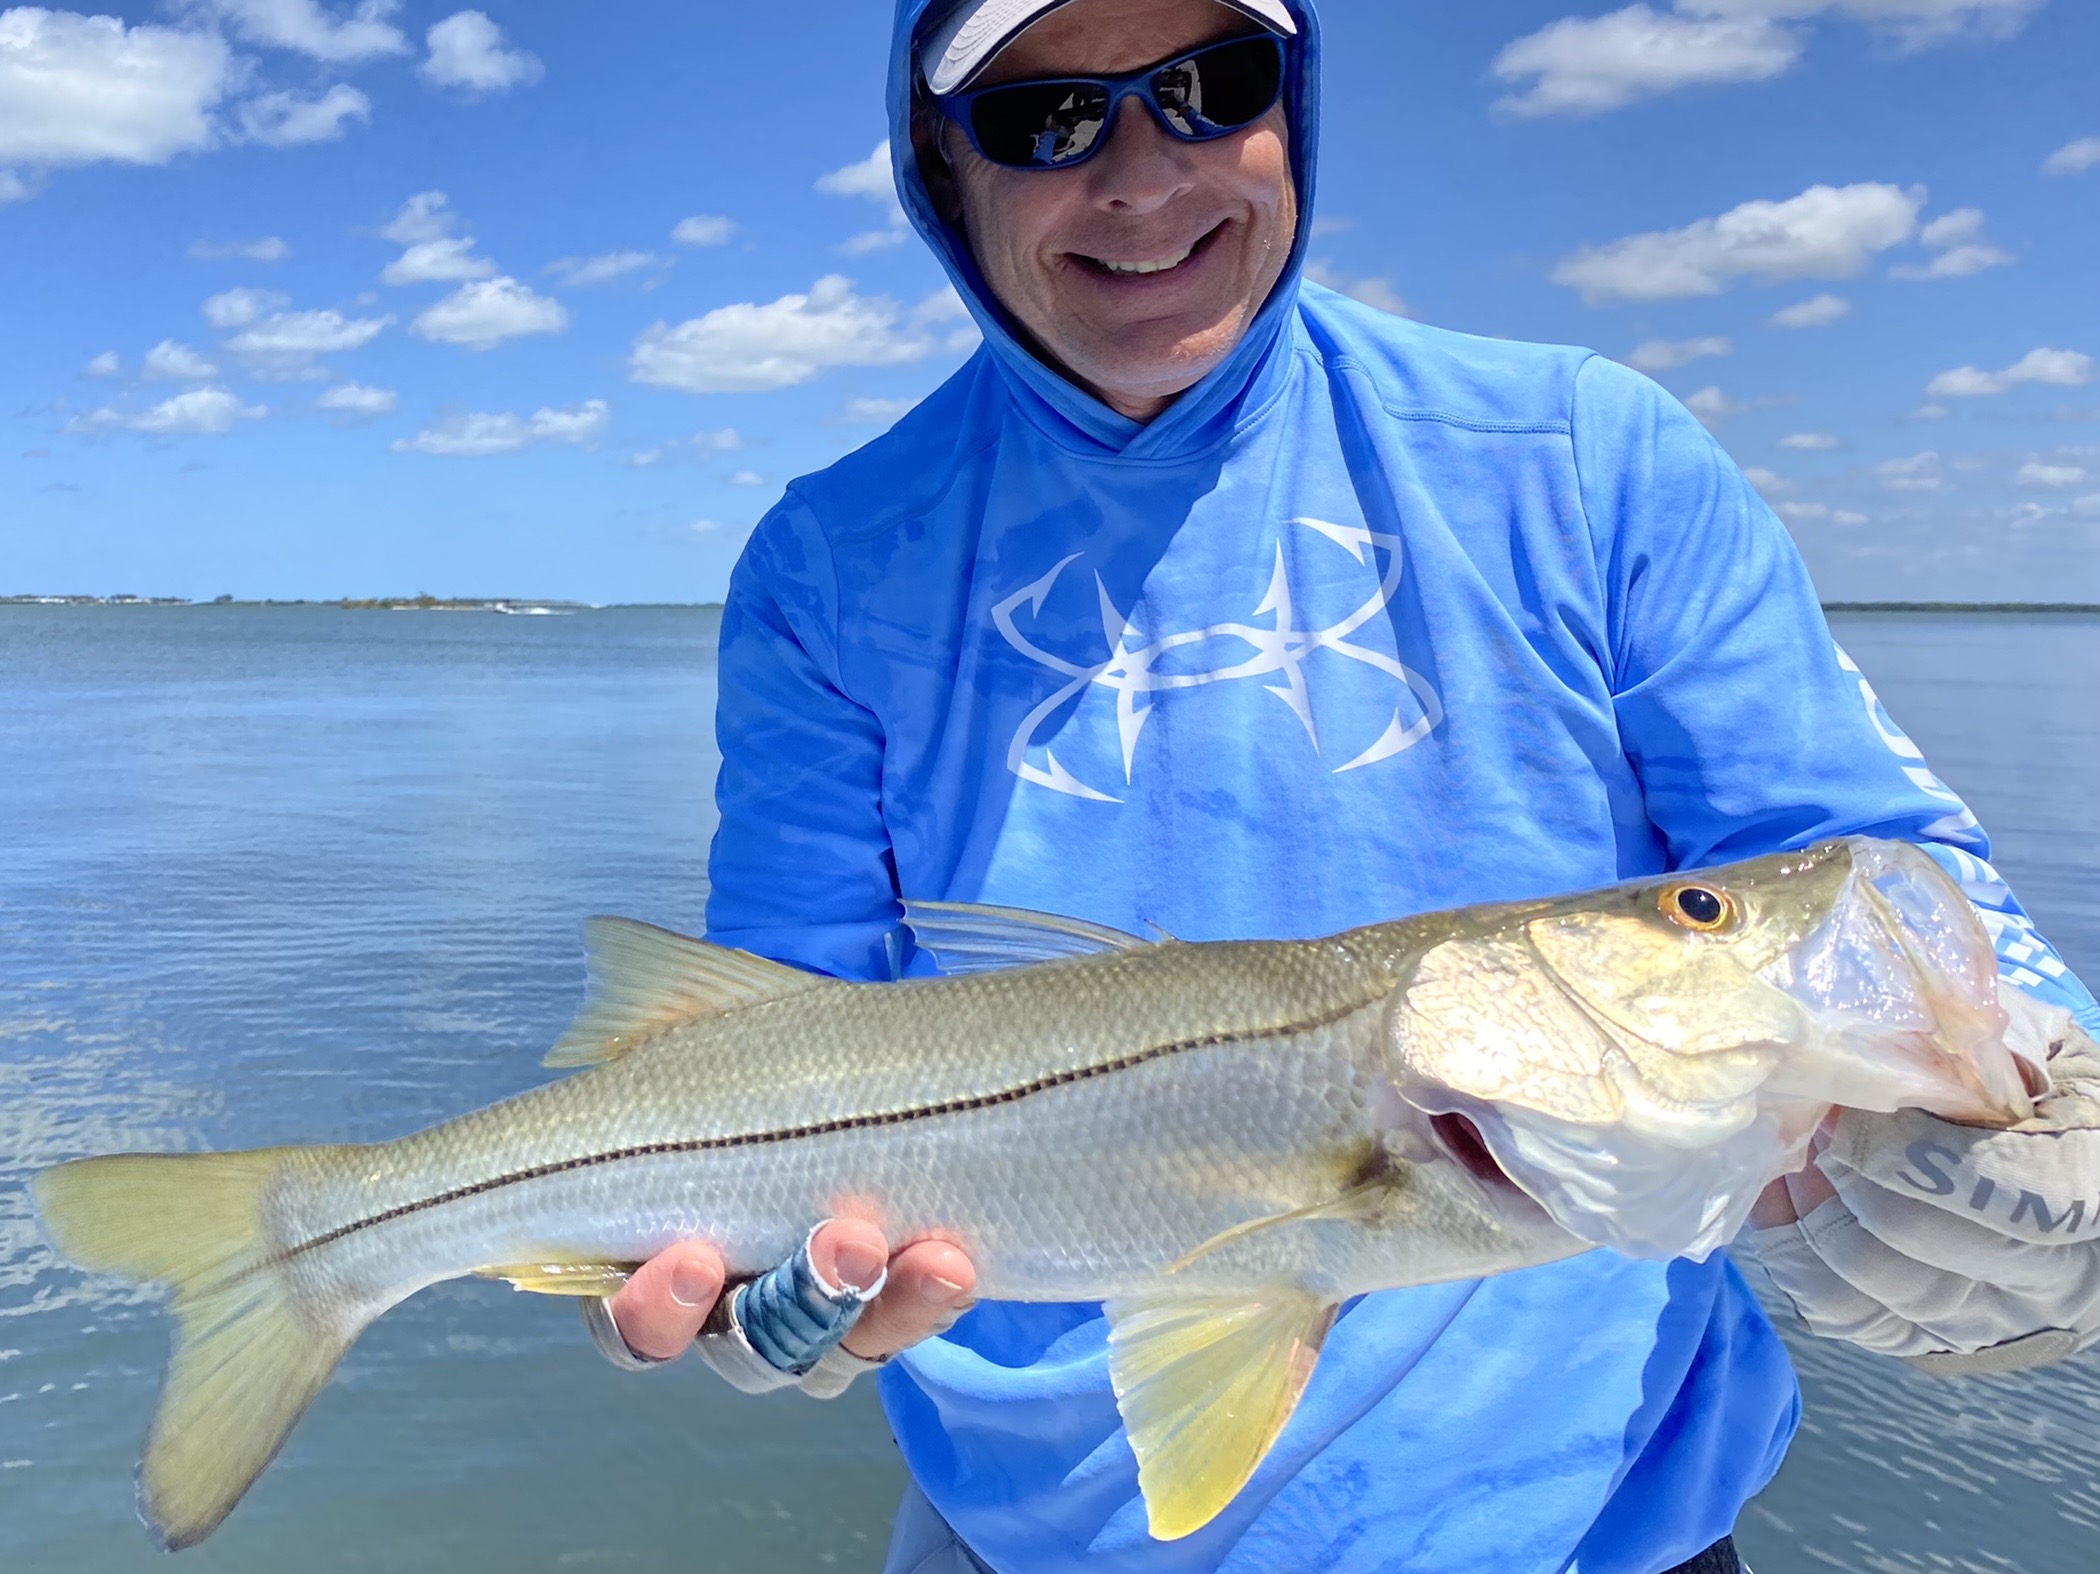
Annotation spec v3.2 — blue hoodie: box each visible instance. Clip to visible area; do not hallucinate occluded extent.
[705,4,2100,1572]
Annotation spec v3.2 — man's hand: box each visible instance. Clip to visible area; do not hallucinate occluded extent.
[609,1220,977,1364]
[1742,1000,2100,1373]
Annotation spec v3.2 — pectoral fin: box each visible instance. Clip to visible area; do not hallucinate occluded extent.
[474,1261,640,1297]
[1106,1288,1337,1542]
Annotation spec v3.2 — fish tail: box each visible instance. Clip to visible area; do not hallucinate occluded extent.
[34,1147,364,1550]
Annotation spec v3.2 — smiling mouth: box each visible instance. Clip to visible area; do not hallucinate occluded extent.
[1077,223,1224,280]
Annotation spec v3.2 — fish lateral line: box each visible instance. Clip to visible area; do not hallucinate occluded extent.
[278,996,1385,1262]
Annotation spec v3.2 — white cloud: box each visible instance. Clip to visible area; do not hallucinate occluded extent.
[202,285,290,328]
[1492,5,1801,118]
[72,385,264,434]
[1683,0,2042,51]
[190,235,290,261]
[1551,182,1923,304]
[225,306,391,376]
[729,469,766,487]
[420,10,541,93]
[177,0,408,63]
[1874,450,1945,491]
[1779,431,1841,449]
[1775,500,1869,526]
[1682,385,1747,428]
[2043,137,2100,176]
[675,426,745,451]
[1917,208,1984,249]
[546,250,665,286]
[1890,205,2013,280]
[2016,461,2088,488]
[0,167,30,200]
[1926,347,2094,398]
[1303,261,1410,316]
[1624,334,1732,372]
[82,349,121,376]
[142,339,218,380]
[383,237,494,285]
[844,396,915,424]
[0,9,234,167]
[411,276,567,349]
[2074,493,2100,518]
[1768,291,1851,328]
[630,275,965,394]
[1741,464,1790,495]
[672,214,735,248]
[316,380,395,416]
[818,142,910,253]
[1909,402,1950,420]
[381,190,454,245]
[237,83,370,147]
[393,399,608,457]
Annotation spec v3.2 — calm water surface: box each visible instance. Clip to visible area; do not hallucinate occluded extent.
[1,605,2094,1573]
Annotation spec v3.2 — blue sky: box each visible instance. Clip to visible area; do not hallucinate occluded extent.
[3,0,2095,604]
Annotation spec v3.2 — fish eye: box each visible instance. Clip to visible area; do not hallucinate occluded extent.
[1661,882,1735,933]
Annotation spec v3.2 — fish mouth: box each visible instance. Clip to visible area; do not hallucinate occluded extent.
[1387,837,2039,1263]
[1754,839,2037,1126]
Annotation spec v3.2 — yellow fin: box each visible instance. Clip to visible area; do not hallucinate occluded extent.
[546,917,829,1068]
[474,1261,639,1297]
[1106,1288,1337,1542]
[33,1149,363,1550]
[1162,1174,1402,1277]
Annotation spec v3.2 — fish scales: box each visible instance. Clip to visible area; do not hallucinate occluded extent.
[276,934,1417,1314]
[33,838,2043,1549]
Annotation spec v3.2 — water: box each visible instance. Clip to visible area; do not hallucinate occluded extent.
[0,605,2093,1573]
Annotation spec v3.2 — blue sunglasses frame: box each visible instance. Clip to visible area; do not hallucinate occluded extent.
[933,35,1288,171]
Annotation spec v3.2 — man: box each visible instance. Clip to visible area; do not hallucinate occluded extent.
[591,2,2100,1571]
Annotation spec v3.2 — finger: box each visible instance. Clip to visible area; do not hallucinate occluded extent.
[843,1239,977,1360]
[608,1241,726,1362]
[807,1217,892,1294]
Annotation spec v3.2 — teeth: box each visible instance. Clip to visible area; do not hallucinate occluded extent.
[1099,245,1195,276]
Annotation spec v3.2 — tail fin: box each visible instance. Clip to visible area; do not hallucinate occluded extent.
[34,1149,362,1550]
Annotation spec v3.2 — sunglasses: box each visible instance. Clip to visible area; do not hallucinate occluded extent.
[935,35,1287,171]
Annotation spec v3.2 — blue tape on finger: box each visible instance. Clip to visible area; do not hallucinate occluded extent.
[733,1227,886,1376]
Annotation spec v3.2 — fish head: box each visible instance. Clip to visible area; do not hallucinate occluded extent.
[1383,838,2038,1261]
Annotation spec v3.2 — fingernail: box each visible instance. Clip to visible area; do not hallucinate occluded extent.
[832,1239,888,1292]
[920,1274,969,1306]
[670,1263,715,1309]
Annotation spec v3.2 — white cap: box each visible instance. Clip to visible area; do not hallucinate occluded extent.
[918,0,1297,97]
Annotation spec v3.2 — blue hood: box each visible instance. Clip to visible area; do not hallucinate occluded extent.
[884,0,1322,458]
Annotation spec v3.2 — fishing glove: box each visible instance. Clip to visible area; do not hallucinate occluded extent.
[1743,991,2100,1374]
[583,1227,890,1397]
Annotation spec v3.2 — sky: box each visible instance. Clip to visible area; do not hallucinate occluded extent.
[2,0,2095,604]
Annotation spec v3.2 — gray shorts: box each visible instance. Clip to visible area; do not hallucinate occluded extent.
[880,1485,994,1574]
[878,1485,1745,1574]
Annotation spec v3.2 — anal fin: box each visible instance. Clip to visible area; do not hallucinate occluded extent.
[1107,1288,1337,1542]
[475,1261,640,1297]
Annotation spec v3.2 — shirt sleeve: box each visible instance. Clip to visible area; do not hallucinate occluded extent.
[705,497,903,982]
[1570,353,2097,1036]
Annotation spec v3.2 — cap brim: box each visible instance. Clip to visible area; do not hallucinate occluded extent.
[920,0,1296,97]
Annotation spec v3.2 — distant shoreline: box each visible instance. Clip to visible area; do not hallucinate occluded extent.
[7,596,2098,615]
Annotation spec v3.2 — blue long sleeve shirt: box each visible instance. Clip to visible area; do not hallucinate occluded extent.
[701,5,2096,1571]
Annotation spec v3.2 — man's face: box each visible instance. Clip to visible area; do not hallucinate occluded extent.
[939,0,1298,421]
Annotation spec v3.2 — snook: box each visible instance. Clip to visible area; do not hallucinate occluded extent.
[34,837,2038,1550]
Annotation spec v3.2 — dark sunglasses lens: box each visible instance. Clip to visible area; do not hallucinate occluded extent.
[970,81,1112,167]
[1153,37,1283,138]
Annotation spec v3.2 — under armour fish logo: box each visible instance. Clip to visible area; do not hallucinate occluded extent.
[991,516,1445,803]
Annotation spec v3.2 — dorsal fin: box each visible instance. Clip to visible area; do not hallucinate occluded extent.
[544,918,828,1068]
[901,899,1154,976]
